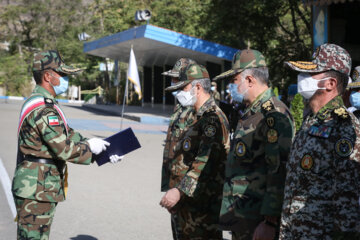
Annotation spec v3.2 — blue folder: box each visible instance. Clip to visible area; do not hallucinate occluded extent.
[94,127,141,166]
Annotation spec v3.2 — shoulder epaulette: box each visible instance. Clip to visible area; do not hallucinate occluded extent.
[261,100,275,112]
[333,107,350,120]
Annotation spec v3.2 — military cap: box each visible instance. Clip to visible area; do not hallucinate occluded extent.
[165,63,209,91]
[285,43,352,76]
[32,50,82,75]
[348,66,360,89]
[213,49,266,81]
[162,58,196,78]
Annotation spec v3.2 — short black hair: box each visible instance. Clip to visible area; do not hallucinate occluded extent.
[324,70,348,95]
[33,71,44,84]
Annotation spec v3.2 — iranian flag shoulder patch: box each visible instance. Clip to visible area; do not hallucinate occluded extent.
[48,116,60,126]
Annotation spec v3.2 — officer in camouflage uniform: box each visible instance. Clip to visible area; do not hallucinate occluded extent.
[160,63,230,239]
[210,81,221,105]
[347,66,360,119]
[280,43,360,239]
[160,58,196,240]
[214,49,295,240]
[12,50,122,240]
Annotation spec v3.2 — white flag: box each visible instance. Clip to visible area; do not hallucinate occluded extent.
[127,48,142,100]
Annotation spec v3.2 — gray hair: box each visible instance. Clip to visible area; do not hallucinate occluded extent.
[241,67,269,85]
[191,78,211,93]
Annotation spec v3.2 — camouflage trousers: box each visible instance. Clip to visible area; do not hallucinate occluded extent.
[174,205,222,240]
[14,196,57,240]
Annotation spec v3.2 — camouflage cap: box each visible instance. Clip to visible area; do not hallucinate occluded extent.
[165,63,209,91]
[162,58,196,78]
[213,49,266,81]
[348,66,360,89]
[285,43,352,76]
[32,50,82,75]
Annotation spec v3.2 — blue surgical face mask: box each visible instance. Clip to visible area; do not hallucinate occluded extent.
[51,75,69,95]
[228,83,245,103]
[350,91,360,109]
[172,91,178,97]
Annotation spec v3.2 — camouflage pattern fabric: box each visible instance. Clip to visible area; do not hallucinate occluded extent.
[213,49,266,81]
[280,96,360,240]
[220,88,295,235]
[14,196,57,240]
[172,97,230,239]
[211,90,221,105]
[285,43,352,76]
[166,63,210,92]
[33,50,82,75]
[161,104,195,191]
[162,58,196,78]
[12,85,92,203]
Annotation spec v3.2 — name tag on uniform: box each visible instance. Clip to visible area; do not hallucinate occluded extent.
[308,125,332,138]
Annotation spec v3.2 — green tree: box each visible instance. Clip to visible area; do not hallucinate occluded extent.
[290,93,305,131]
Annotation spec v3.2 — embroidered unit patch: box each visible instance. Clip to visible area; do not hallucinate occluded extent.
[183,138,191,151]
[204,125,216,137]
[335,138,353,157]
[300,154,314,170]
[235,141,246,157]
[267,129,278,143]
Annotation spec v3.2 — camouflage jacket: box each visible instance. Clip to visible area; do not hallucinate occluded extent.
[174,97,230,208]
[161,104,195,191]
[220,88,295,228]
[280,96,360,239]
[12,85,92,203]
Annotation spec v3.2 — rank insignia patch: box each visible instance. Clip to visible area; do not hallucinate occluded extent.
[308,125,332,138]
[267,129,278,143]
[334,107,349,119]
[183,138,191,151]
[301,154,314,170]
[262,100,274,111]
[48,116,60,126]
[335,138,353,157]
[235,141,246,157]
[204,125,216,137]
[266,117,275,127]
[175,128,180,138]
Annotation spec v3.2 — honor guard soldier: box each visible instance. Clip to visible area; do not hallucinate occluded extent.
[348,66,360,119]
[160,58,196,240]
[280,44,360,239]
[215,49,295,240]
[12,50,122,240]
[160,63,230,239]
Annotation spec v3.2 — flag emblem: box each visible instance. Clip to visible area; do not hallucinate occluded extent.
[48,116,60,126]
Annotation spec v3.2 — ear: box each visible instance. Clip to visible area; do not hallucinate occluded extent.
[43,71,52,83]
[324,77,337,91]
[246,75,257,88]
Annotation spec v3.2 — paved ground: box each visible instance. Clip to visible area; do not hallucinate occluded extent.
[0,100,231,240]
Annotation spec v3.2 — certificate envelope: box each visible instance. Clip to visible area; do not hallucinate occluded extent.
[94,127,141,166]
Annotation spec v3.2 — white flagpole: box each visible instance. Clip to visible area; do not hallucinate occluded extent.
[120,46,132,130]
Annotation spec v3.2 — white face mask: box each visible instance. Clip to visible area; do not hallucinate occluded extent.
[297,73,330,99]
[176,86,197,106]
[211,86,216,91]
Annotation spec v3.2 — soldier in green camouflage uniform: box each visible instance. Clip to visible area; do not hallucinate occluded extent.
[210,82,221,105]
[280,44,360,239]
[12,50,121,240]
[214,49,295,240]
[160,63,230,239]
[161,58,196,240]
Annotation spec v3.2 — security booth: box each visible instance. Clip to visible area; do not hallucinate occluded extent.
[304,0,360,67]
[83,24,237,105]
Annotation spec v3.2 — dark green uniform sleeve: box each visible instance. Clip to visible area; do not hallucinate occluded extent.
[260,111,294,216]
[37,107,92,164]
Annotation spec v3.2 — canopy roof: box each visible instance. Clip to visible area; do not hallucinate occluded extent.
[84,24,238,66]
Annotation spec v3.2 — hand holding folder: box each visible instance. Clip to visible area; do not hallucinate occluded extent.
[94,127,141,166]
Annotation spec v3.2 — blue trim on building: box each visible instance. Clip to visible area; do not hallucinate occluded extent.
[84,24,237,61]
